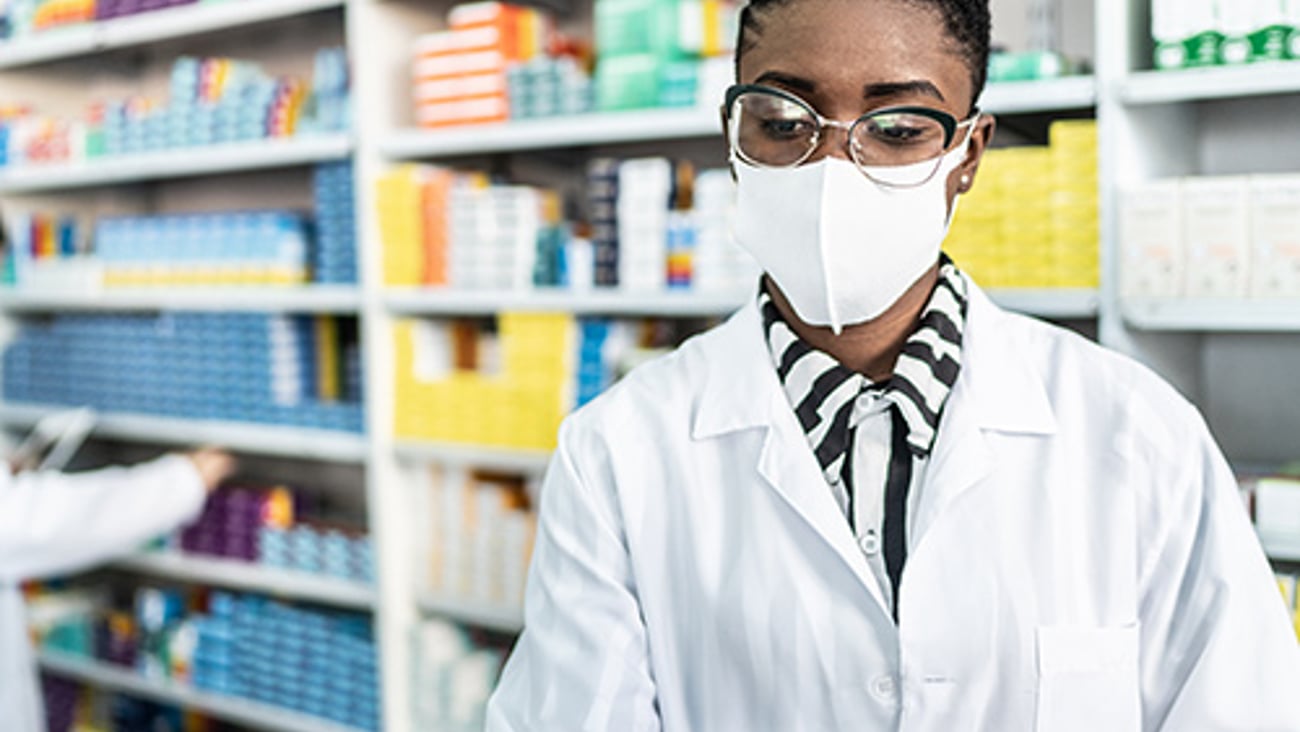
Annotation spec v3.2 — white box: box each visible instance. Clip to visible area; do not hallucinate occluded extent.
[1182,176,1251,298]
[1256,478,1300,558]
[1119,180,1184,299]
[1249,174,1300,297]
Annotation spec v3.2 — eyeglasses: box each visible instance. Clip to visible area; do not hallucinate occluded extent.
[723,83,979,188]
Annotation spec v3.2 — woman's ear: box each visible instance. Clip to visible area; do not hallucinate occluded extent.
[955,113,997,194]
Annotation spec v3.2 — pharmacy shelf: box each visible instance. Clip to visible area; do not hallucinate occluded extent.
[381,107,720,159]
[395,440,552,475]
[0,0,345,70]
[0,404,368,462]
[0,285,361,313]
[1121,63,1300,105]
[416,592,524,634]
[113,552,375,610]
[1262,537,1300,564]
[37,651,365,732]
[384,288,750,318]
[988,288,1100,319]
[0,135,352,193]
[386,287,1099,320]
[979,75,1097,113]
[1122,298,1300,332]
[379,77,1096,161]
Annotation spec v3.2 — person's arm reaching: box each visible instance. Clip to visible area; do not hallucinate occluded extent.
[0,448,235,583]
[486,419,661,731]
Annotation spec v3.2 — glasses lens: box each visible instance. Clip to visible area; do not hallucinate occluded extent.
[851,111,952,186]
[731,91,819,167]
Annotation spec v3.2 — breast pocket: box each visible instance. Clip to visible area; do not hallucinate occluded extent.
[1035,624,1141,732]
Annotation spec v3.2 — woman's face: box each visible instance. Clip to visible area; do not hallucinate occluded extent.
[734,0,994,204]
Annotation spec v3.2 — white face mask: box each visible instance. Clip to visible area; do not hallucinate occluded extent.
[732,138,970,334]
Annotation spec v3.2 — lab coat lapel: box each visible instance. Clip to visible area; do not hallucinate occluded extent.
[693,301,890,616]
[912,282,1058,546]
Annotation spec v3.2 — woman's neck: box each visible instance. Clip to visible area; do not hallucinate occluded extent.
[766,264,940,382]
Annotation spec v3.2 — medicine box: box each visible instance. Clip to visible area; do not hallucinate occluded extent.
[1182,176,1251,298]
[1152,0,1220,69]
[1248,174,1300,297]
[1119,180,1185,299]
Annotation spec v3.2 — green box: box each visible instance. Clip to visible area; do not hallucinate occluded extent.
[595,0,685,59]
[596,54,663,110]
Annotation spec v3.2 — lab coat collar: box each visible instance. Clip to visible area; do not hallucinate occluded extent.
[690,279,1059,616]
[691,279,1058,440]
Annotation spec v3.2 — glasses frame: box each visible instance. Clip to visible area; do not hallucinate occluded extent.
[723,83,980,188]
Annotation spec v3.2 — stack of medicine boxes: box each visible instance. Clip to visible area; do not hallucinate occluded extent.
[593,0,738,110]
[411,2,554,129]
[1153,0,1300,70]
[393,313,575,450]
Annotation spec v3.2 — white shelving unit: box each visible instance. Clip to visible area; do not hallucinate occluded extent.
[380,77,1096,161]
[0,404,367,462]
[1261,537,1300,564]
[395,439,552,476]
[978,75,1097,113]
[0,135,352,193]
[0,285,362,313]
[37,651,367,732]
[112,552,376,610]
[1120,63,1300,105]
[0,0,345,69]
[384,287,751,318]
[416,592,524,635]
[1123,298,1300,332]
[384,286,1100,320]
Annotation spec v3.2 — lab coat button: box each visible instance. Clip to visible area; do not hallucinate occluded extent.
[870,675,898,702]
[859,530,880,556]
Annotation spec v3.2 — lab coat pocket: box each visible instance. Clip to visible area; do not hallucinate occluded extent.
[1035,624,1141,732]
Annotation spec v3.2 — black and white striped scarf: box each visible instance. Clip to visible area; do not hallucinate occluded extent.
[759,256,969,614]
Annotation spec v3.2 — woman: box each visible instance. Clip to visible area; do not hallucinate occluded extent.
[487,0,1300,729]
[1,447,235,731]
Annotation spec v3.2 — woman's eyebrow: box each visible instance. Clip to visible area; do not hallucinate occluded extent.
[754,71,816,93]
[864,80,946,102]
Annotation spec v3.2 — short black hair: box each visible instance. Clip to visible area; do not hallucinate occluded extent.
[735,0,991,113]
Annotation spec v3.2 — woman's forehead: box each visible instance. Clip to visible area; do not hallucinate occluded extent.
[736,0,970,110]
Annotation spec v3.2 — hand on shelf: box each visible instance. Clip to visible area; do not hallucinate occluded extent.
[185,447,237,493]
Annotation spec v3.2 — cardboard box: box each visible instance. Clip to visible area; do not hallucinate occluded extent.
[1182,176,1251,298]
[1119,180,1185,298]
[1249,174,1300,297]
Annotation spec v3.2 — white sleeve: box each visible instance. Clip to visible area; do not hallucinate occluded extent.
[1139,413,1300,731]
[485,419,661,732]
[0,454,207,583]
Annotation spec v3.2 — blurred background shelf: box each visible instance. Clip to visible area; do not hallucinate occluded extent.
[0,0,345,69]
[112,552,376,610]
[0,135,352,193]
[0,404,368,461]
[383,288,749,318]
[1121,64,1300,105]
[394,440,551,475]
[0,286,361,313]
[416,592,524,635]
[1122,298,1300,332]
[37,651,367,732]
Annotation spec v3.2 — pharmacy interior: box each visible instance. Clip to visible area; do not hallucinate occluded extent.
[1,0,1299,728]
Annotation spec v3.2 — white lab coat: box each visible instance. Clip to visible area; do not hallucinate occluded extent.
[487,282,1300,731]
[0,454,206,732]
